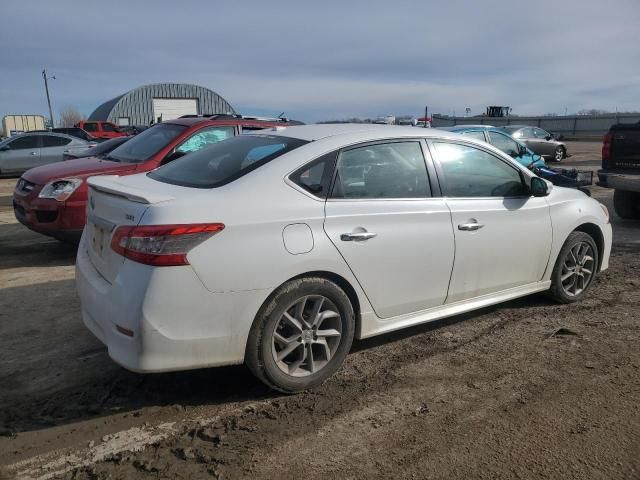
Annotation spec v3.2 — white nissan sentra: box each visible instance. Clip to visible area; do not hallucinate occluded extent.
[76,124,612,392]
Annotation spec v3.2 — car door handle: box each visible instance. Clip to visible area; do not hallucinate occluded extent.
[30,151,38,155]
[458,221,484,231]
[340,232,377,242]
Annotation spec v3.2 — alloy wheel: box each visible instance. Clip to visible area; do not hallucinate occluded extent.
[560,241,595,297]
[554,147,564,162]
[271,295,342,377]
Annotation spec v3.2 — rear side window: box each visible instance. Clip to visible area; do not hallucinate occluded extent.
[149,135,309,188]
[83,123,98,132]
[101,123,116,132]
[289,151,337,198]
[487,131,520,157]
[331,141,429,199]
[42,135,72,147]
[8,135,39,149]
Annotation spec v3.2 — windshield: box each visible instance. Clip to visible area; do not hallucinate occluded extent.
[149,134,309,188]
[107,123,186,163]
[91,137,130,157]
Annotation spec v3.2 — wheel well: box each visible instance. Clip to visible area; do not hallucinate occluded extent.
[288,271,361,335]
[574,223,604,272]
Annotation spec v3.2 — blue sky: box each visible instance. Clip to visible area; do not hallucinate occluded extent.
[1,0,639,123]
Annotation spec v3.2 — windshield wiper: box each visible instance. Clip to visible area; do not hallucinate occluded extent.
[103,155,121,162]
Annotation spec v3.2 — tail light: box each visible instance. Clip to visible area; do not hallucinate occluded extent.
[111,223,225,266]
[602,131,613,168]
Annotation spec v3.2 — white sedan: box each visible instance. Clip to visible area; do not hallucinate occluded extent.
[76,124,612,392]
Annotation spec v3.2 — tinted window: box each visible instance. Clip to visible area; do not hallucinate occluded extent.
[108,123,187,163]
[8,135,39,149]
[487,131,520,156]
[331,142,429,199]
[176,126,235,154]
[83,123,98,132]
[149,134,308,188]
[101,123,116,132]
[460,131,486,142]
[433,142,526,198]
[41,135,72,147]
[290,152,337,198]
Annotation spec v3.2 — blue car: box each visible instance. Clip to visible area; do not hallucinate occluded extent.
[441,125,545,168]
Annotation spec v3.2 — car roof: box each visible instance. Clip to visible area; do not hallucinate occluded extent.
[441,125,498,132]
[163,115,301,128]
[14,131,78,140]
[257,123,462,142]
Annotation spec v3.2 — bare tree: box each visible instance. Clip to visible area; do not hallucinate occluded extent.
[58,105,85,127]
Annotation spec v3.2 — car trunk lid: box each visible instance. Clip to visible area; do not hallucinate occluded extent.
[85,175,176,283]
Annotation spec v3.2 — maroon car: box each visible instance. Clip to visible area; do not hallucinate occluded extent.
[13,115,301,241]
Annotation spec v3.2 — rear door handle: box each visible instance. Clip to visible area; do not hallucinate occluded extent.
[30,151,38,156]
[340,232,377,242]
[458,221,484,231]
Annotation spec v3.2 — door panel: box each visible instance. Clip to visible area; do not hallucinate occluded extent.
[445,197,551,302]
[323,140,454,319]
[324,199,455,318]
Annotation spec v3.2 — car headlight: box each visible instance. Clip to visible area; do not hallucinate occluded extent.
[600,203,610,223]
[38,178,83,201]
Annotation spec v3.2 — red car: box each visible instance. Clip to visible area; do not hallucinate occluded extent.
[75,121,130,139]
[14,115,301,241]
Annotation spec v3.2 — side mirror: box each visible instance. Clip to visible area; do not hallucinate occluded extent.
[162,149,186,164]
[509,150,519,158]
[545,135,552,141]
[530,177,550,197]
[0,145,10,152]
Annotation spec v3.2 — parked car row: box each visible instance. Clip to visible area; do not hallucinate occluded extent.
[12,114,301,240]
[10,118,613,392]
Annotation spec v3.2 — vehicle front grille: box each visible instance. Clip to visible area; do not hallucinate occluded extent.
[17,178,36,193]
[35,210,58,223]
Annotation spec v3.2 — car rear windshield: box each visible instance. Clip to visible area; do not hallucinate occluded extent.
[148,134,308,188]
[107,123,187,163]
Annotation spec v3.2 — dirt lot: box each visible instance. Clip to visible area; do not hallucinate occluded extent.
[1,142,638,479]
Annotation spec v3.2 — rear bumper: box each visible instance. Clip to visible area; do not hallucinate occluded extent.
[596,170,640,193]
[76,234,268,372]
[13,189,85,240]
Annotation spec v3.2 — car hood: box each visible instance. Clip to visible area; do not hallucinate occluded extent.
[22,157,139,184]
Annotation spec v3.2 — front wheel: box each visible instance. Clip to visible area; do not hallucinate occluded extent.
[548,231,599,303]
[246,277,355,393]
[553,146,565,162]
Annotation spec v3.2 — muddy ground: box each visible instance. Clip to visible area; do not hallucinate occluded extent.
[0,142,638,479]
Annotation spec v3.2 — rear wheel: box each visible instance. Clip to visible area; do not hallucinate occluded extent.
[246,277,355,393]
[613,190,640,219]
[548,231,598,303]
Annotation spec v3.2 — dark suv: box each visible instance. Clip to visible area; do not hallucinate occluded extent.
[13,115,302,241]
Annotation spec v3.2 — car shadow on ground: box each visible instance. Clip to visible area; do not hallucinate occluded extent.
[0,223,77,269]
[0,274,559,434]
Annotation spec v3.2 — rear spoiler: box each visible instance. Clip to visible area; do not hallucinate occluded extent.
[87,175,175,204]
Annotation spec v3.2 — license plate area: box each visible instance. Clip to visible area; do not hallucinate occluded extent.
[90,223,108,257]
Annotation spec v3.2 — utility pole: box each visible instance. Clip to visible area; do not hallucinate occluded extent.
[42,68,55,128]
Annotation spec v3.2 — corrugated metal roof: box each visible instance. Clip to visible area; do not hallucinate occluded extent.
[88,83,235,125]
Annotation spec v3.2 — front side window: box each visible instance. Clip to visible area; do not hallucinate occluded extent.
[8,135,39,150]
[521,128,535,138]
[101,123,116,132]
[176,126,235,154]
[331,142,429,199]
[487,131,520,157]
[41,135,72,147]
[432,142,527,198]
[149,134,308,188]
[534,128,550,139]
[83,123,98,132]
[107,123,187,163]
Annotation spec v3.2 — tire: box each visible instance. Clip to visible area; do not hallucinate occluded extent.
[613,190,640,220]
[246,277,355,393]
[553,146,565,162]
[548,231,599,304]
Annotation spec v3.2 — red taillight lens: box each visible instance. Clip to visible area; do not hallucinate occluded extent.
[602,132,613,167]
[111,223,225,266]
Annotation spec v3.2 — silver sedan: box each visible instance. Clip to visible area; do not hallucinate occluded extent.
[0,132,91,175]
